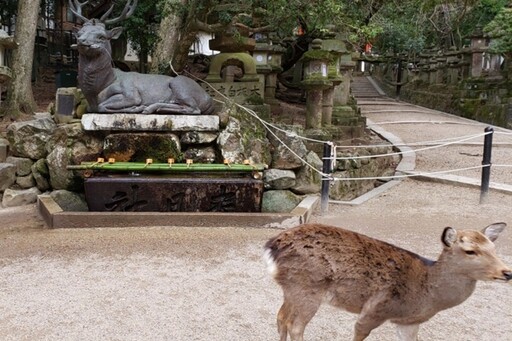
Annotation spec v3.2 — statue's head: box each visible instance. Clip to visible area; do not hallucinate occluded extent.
[74,20,123,57]
[69,0,136,57]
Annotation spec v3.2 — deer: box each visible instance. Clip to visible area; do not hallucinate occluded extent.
[263,223,512,341]
[69,0,215,115]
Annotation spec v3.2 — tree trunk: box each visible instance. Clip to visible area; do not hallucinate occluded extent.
[3,0,41,117]
[151,0,188,74]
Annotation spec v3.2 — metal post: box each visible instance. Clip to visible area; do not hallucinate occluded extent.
[321,143,333,214]
[480,126,494,204]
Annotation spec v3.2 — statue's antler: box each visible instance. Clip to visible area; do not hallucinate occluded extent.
[102,0,138,25]
[68,0,90,23]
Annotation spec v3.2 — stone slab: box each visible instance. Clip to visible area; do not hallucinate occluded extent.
[37,195,319,229]
[81,114,220,132]
[84,176,264,213]
[201,81,264,102]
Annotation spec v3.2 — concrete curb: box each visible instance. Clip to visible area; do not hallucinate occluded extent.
[37,194,320,229]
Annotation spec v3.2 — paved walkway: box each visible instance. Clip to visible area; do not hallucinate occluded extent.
[349,76,512,202]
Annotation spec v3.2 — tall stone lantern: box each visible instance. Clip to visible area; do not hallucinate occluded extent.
[300,39,334,129]
[0,29,17,104]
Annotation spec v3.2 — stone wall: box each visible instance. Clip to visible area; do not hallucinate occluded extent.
[369,43,512,128]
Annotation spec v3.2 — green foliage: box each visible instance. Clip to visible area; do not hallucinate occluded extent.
[113,0,163,57]
[485,4,512,55]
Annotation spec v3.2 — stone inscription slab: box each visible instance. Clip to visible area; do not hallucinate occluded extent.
[81,114,220,132]
[85,176,263,212]
[201,81,264,101]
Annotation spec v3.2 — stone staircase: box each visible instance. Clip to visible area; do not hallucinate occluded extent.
[351,76,385,99]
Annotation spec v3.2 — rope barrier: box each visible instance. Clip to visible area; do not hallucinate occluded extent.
[329,165,487,181]
[334,132,489,149]
[367,120,482,126]
[334,132,489,160]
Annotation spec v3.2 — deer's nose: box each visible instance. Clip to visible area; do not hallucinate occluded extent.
[503,270,512,281]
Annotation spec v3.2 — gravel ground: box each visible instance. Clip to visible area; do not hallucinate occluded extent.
[1,99,511,340]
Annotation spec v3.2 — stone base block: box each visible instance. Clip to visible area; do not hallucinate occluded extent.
[84,176,264,212]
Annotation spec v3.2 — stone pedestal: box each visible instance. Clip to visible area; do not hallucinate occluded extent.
[84,176,264,212]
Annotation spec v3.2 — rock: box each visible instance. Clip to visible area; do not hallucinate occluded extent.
[5,156,34,176]
[46,123,103,191]
[16,174,36,189]
[31,159,51,191]
[181,131,218,144]
[50,190,88,211]
[103,133,181,162]
[0,163,16,191]
[292,151,323,194]
[183,146,218,163]
[268,126,308,169]
[263,169,296,190]
[2,187,41,207]
[261,190,302,213]
[0,138,8,162]
[217,117,245,163]
[6,116,57,159]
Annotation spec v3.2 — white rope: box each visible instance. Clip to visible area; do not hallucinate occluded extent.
[334,132,489,149]
[367,120,482,126]
[329,165,486,181]
[334,132,489,160]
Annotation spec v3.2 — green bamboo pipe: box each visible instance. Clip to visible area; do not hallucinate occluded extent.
[67,161,266,173]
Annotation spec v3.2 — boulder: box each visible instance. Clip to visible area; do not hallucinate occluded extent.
[50,190,88,212]
[183,146,218,163]
[263,169,296,190]
[46,123,103,190]
[217,117,245,163]
[6,116,57,159]
[103,133,181,162]
[16,174,36,189]
[0,163,16,191]
[31,159,51,191]
[291,151,323,194]
[0,138,8,162]
[181,131,218,144]
[261,190,302,213]
[268,126,308,169]
[5,156,34,176]
[2,187,41,207]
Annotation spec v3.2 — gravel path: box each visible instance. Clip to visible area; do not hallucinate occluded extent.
[1,87,511,340]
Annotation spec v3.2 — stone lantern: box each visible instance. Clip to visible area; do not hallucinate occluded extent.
[300,39,333,129]
[0,29,17,104]
[252,40,285,111]
[469,26,487,78]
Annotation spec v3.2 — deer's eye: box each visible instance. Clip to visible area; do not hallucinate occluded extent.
[465,250,477,255]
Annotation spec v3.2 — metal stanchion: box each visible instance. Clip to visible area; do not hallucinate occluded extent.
[321,143,333,214]
[480,126,494,204]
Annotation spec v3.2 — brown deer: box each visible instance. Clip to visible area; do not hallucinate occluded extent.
[263,223,512,341]
[69,0,215,115]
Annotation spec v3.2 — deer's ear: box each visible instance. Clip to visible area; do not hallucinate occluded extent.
[442,227,457,247]
[108,27,124,40]
[482,222,506,242]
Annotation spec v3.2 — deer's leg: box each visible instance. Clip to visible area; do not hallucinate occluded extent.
[142,103,199,114]
[353,295,388,341]
[278,291,323,341]
[97,85,144,112]
[395,324,419,341]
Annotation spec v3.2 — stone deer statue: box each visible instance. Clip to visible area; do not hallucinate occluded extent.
[264,223,512,341]
[69,0,215,115]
